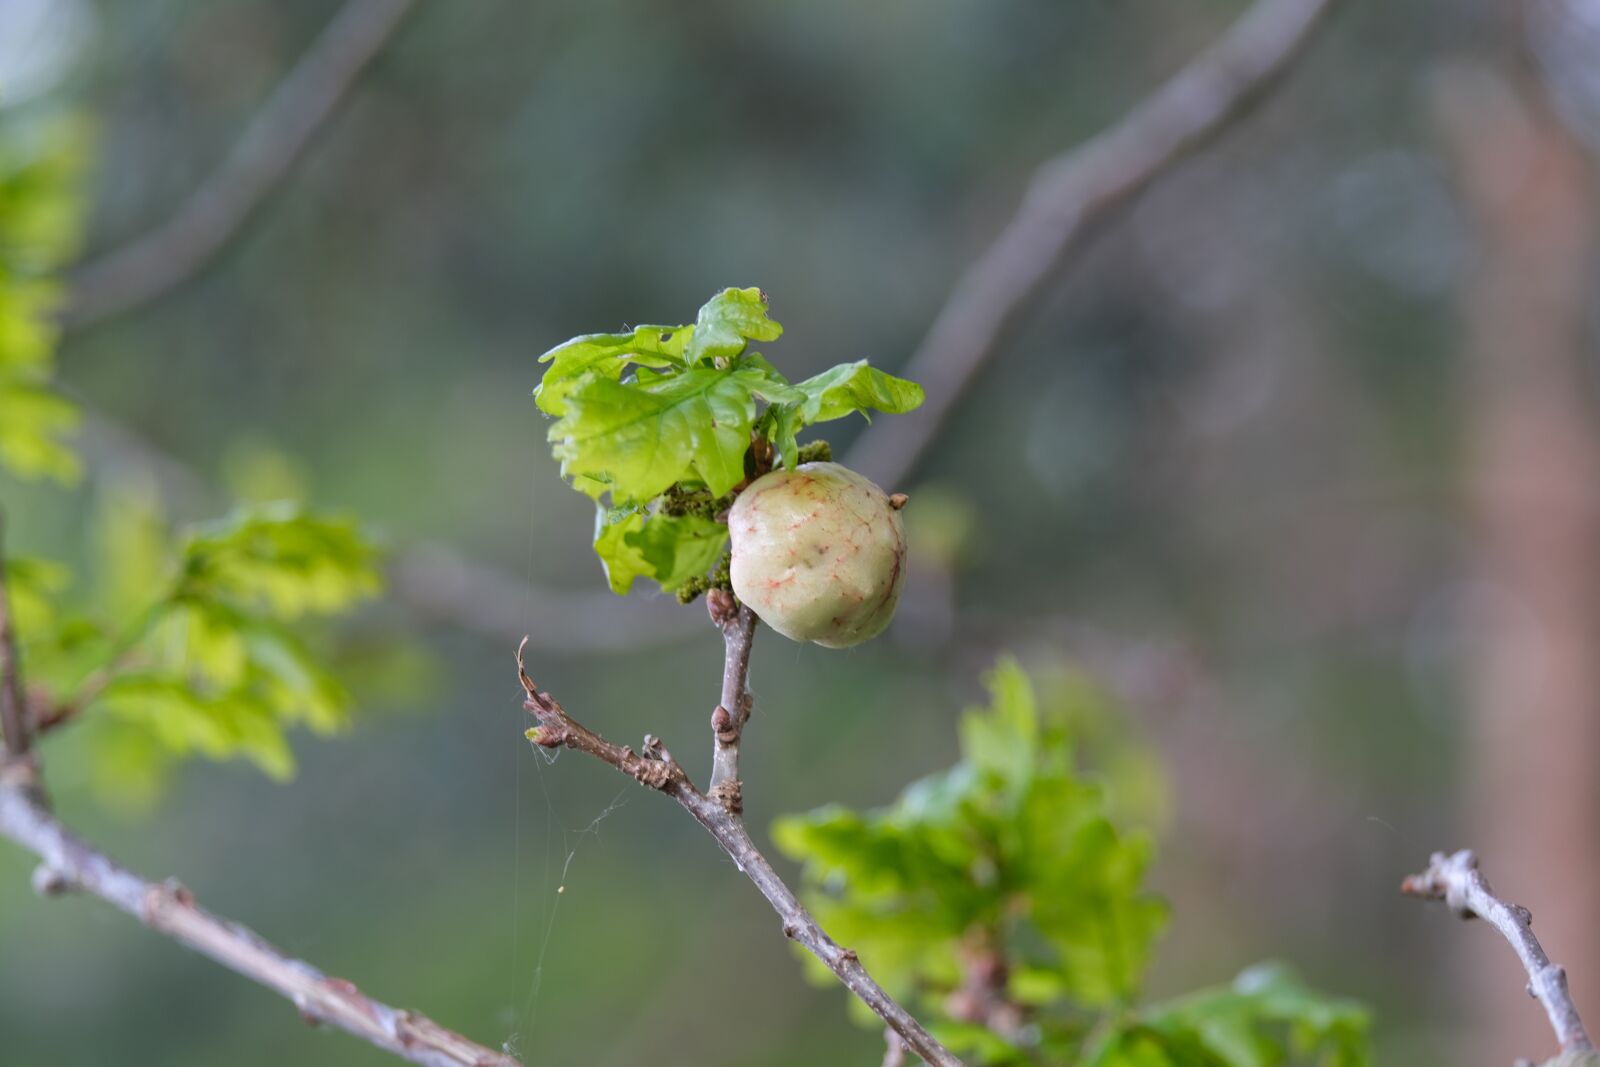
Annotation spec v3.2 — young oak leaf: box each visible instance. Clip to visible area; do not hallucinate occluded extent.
[534,324,690,417]
[535,288,783,416]
[684,286,783,363]
[791,360,925,423]
[549,363,797,503]
[592,506,728,595]
[761,359,923,468]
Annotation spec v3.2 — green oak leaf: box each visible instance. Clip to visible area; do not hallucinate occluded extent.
[763,360,923,470]
[550,362,795,502]
[685,286,783,363]
[792,359,925,423]
[592,506,728,595]
[534,324,689,417]
[1085,964,1370,1067]
[68,504,384,782]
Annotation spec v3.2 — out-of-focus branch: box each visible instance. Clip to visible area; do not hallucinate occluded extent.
[1403,850,1595,1059]
[0,770,518,1067]
[390,544,692,653]
[73,404,695,653]
[882,1029,907,1067]
[706,590,757,814]
[517,642,967,1067]
[847,0,1343,490]
[64,0,420,329]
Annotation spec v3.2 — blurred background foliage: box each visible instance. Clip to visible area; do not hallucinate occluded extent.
[0,0,1582,1063]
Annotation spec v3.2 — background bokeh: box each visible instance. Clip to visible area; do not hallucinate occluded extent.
[2,0,1595,1063]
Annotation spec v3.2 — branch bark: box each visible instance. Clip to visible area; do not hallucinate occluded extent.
[0,766,519,1067]
[1403,849,1594,1058]
[517,642,967,1067]
[64,0,419,329]
[707,591,757,814]
[846,0,1343,491]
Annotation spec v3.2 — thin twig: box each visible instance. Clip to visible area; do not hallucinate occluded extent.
[0,769,518,1067]
[846,0,1344,491]
[517,641,967,1067]
[0,516,33,761]
[64,0,420,329]
[1403,849,1594,1057]
[706,591,757,814]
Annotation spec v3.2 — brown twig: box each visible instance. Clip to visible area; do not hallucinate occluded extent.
[1403,849,1594,1057]
[64,0,420,329]
[0,516,33,761]
[846,0,1344,490]
[517,640,967,1067]
[706,591,757,815]
[0,773,518,1067]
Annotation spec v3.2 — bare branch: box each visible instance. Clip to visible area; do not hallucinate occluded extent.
[846,0,1344,491]
[706,591,757,814]
[0,766,518,1067]
[0,516,33,761]
[517,642,967,1067]
[1403,849,1595,1057]
[64,0,420,329]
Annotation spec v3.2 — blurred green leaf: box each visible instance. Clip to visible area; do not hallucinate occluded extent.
[1086,964,1371,1067]
[4,555,70,636]
[0,115,88,484]
[99,671,296,780]
[0,379,79,482]
[774,657,1165,1020]
[21,502,384,781]
[777,660,1369,1066]
[178,503,382,618]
